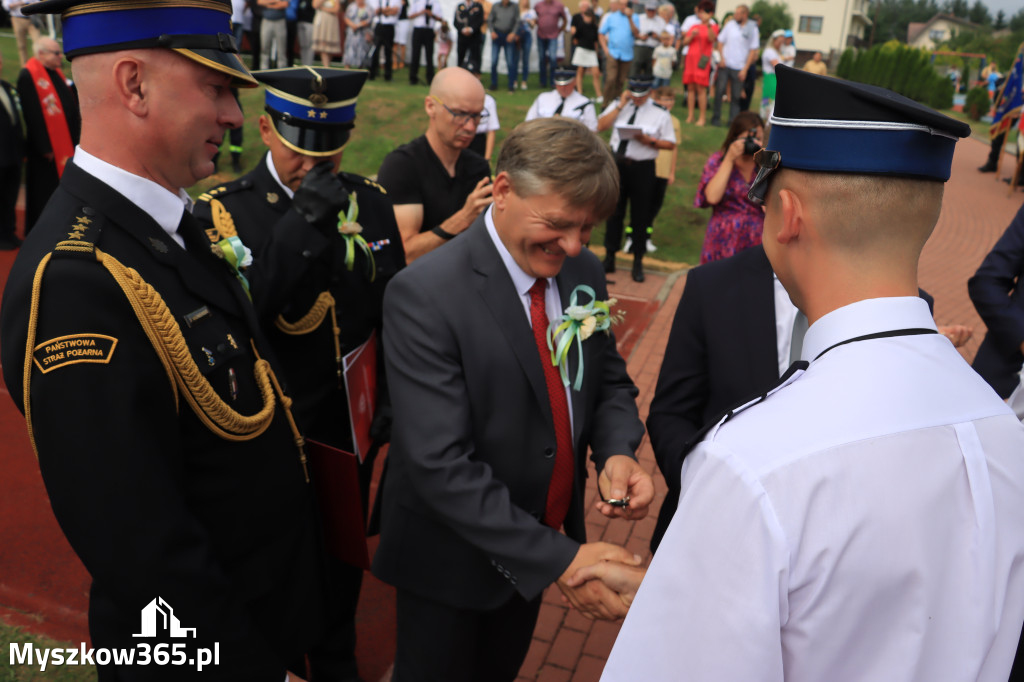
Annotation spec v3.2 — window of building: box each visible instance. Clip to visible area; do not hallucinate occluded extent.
[929,29,946,41]
[798,15,823,34]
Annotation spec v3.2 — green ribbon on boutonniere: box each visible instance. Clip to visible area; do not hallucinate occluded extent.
[546,284,625,391]
[213,235,253,300]
[337,191,375,281]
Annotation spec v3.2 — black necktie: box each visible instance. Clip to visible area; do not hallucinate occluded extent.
[616,104,638,156]
[553,96,566,116]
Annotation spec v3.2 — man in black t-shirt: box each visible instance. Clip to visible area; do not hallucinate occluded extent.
[378,66,493,262]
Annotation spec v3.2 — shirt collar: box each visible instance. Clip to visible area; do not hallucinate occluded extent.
[73,146,191,246]
[801,296,936,363]
[265,151,294,199]
[484,205,553,299]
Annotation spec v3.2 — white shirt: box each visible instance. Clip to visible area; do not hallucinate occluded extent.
[409,0,438,29]
[2,0,37,19]
[483,206,574,426]
[781,41,796,67]
[634,12,665,48]
[230,0,246,25]
[525,89,598,131]
[717,17,758,70]
[370,0,399,25]
[602,98,676,162]
[772,273,797,375]
[604,296,1024,682]
[762,45,780,75]
[73,146,191,249]
[477,93,500,134]
[264,151,294,198]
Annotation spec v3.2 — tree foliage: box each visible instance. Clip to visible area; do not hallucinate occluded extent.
[836,40,954,109]
[747,0,792,40]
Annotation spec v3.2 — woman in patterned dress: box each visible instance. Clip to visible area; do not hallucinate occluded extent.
[695,111,765,264]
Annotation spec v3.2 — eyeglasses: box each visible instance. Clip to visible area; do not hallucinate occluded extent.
[40,49,63,56]
[747,149,781,205]
[431,95,489,126]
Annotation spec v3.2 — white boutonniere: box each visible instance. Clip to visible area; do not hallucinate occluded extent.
[547,285,626,390]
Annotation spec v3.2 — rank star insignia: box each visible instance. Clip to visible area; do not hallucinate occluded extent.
[319,111,328,119]
[149,237,169,253]
[267,192,279,204]
[307,109,318,118]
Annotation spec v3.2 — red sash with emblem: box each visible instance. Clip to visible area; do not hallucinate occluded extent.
[25,57,74,177]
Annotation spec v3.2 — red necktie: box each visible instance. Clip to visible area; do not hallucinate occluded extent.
[529,279,575,530]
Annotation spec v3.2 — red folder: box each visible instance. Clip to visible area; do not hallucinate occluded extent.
[306,439,370,569]
[343,330,378,463]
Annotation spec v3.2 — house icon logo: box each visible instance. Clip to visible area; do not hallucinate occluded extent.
[132,597,197,638]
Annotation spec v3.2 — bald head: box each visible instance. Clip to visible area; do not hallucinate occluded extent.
[429,66,484,103]
[34,37,63,70]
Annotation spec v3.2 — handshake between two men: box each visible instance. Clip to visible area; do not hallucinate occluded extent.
[557,454,653,621]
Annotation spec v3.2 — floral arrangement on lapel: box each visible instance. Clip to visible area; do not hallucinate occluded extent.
[337,191,376,281]
[212,236,253,299]
[546,284,625,391]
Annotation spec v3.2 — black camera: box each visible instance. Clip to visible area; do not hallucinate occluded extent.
[743,133,760,156]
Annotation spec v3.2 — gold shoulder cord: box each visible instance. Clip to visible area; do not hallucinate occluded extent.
[274,291,344,384]
[23,246,310,481]
[209,198,238,238]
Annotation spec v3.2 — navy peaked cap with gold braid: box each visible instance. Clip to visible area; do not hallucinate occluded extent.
[747,65,971,202]
[256,67,368,157]
[23,0,256,87]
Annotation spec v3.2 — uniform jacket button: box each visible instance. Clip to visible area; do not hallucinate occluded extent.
[544,447,555,458]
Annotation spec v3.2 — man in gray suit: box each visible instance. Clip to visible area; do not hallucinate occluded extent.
[373,117,652,681]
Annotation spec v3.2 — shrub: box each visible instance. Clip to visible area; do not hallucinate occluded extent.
[966,85,991,119]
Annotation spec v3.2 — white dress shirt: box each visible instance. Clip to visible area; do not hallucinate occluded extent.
[771,273,798,376]
[73,146,192,249]
[525,89,598,131]
[370,0,399,26]
[604,296,1024,682]
[484,206,574,427]
[602,98,676,162]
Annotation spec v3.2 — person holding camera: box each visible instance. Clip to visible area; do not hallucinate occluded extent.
[695,110,764,264]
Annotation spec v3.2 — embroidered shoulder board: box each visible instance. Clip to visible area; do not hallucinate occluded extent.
[52,206,104,260]
[195,177,253,204]
[342,172,387,195]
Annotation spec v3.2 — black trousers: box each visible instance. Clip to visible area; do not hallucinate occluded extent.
[370,24,395,80]
[393,589,541,682]
[0,164,19,239]
[409,27,435,84]
[651,176,668,224]
[605,158,656,255]
[457,33,481,73]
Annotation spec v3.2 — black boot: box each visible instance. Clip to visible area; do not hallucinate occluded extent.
[603,251,616,273]
[979,162,997,173]
[631,253,644,282]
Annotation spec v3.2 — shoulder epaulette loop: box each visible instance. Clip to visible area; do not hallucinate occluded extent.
[52,207,102,259]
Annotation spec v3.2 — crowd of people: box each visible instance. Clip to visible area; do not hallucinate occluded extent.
[5,1,1024,682]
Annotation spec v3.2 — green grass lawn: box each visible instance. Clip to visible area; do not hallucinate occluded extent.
[1,624,96,681]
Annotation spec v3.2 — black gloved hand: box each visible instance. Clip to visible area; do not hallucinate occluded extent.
[292,161,350,230]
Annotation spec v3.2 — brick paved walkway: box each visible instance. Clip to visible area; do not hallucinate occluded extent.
[513,136,1024,682]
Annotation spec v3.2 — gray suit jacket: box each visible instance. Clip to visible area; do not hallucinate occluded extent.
[372,216,644,609]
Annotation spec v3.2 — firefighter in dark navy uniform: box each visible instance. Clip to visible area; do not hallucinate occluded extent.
[193,66,405,682]
[0,1,327,680]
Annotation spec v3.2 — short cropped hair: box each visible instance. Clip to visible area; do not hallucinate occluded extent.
[496,118,619,220]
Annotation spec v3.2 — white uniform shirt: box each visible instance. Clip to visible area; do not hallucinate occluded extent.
[718,17,758,70]
[604,296,1024,682]
[525,89,598,131]
[370,0,399,26]
[477,93,500,134]
[602,99,676,162]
